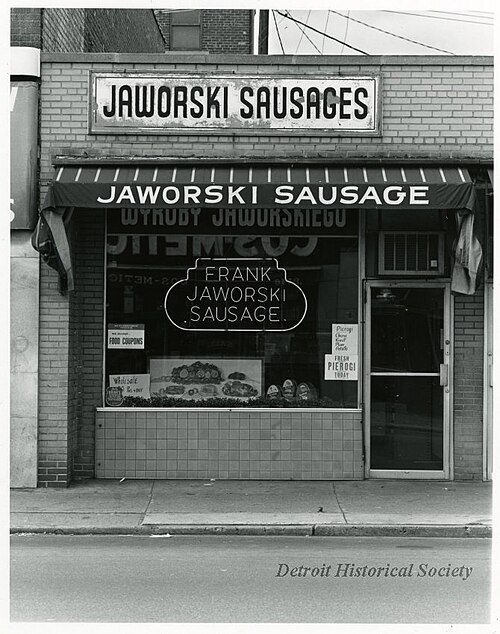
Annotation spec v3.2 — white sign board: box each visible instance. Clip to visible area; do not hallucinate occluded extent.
[107,324,145,349]
[109,374,151,399]
[325,323,359,381]
[332,323,359,355]
[91,73,380,134]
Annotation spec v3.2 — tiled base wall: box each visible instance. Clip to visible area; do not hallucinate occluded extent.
[95,409,364,480]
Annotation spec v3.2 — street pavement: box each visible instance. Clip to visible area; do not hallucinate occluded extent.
[10,534,492,623]
[10,479,493,537]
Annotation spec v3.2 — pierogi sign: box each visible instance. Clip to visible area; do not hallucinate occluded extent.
[164,258,307,332]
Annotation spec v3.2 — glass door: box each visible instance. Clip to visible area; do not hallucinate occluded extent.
[365,282,451,478]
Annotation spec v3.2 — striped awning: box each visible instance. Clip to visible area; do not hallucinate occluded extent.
[34,162,481,293]
[45,163,476,211]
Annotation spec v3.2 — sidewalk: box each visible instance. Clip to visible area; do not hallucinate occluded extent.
[10,479,493,537]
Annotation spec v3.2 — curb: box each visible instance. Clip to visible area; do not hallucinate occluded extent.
[10,524,492,538]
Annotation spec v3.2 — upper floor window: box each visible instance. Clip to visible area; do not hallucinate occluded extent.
[170,10,201,50]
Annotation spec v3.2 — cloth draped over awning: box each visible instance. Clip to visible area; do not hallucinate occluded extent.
[31,163,482,293]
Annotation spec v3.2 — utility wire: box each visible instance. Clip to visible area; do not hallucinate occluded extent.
[340,11,350,56]
[288,11,323,55]
[329,10,456,55]
[275,10,368,55]
[381,10,494,26]
[294,9,310,54]
[428,10,493,21]
[272,10,286,54]
[322,10,331,54]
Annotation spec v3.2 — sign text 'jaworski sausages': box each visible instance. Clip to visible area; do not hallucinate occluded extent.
[91,73,379,133]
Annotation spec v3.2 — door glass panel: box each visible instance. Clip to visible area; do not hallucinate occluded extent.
[371,288,443,373]
[370,376,443,470]
[369,286,445,472]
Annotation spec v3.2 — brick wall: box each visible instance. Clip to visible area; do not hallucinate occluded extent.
[453,289,485,480]
[154,9,253,53]
[84,9,164,53]
[10,8,42,48]
[38,56,493,178]
[38,211,105,485]
[42,9,85,53]
[12,9,164,53]
[38,265,72,487]
[201,10,253,54]
[153,10,171,49]
[70,211,105,480]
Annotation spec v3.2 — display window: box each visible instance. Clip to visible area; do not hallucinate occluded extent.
[104,207,359,408]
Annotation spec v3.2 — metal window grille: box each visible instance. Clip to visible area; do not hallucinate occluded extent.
[378,232,444,276]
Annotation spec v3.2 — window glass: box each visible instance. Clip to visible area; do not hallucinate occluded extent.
[171,9,201,25]
[105,208,359,408]
[171,26,200,50]
[171,10,201,50]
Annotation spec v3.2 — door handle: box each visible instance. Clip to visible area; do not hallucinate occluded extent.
[439,363,448,387]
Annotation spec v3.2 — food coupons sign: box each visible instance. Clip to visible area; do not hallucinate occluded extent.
[164,258,307,331]
[91,73,379,134]
[107,324,145,349]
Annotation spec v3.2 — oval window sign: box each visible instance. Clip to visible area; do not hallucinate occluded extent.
[164,258,307,332]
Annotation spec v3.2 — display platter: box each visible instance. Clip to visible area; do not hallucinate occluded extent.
[149,357,263,401]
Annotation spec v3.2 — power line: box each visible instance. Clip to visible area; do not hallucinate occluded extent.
[294,9,310,54]
[340,11,350,56]
[272,10,285,54]
[275,10,368,55]
[322,10,331,54]
[330,10,456,55]
[381,10,494,26]
[287,11,323,55]
[428,10,493,21]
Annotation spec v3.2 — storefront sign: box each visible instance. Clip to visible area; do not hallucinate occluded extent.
[164,258,307,331]
[91,73,379,134]
[10,81,38,229]
[107,207,357,236]
[324,323,359,381]
[109,374,151,399]
[107,324,145,349]
[93,183,432,209]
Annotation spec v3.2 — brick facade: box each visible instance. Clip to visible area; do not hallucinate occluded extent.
[83,9,164,53]
[42,9,85,53]
[453,290,485,479]
[38,56,492,184]
[35,54,492,485]
[154,9,253,53]
[10,8,42,48]
[11,8,164,53]
[200,10,253,54]
[70,211,106,481]
[38,265,72,486]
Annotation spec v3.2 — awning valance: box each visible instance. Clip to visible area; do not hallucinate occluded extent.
[45,163,476,211]
[33,162,484,294]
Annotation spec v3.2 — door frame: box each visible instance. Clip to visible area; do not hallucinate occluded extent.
[363,279,453,479]
[483,280,493,481]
